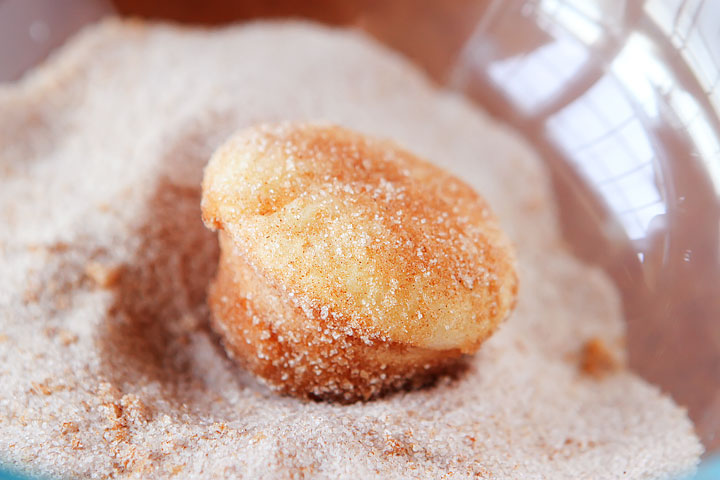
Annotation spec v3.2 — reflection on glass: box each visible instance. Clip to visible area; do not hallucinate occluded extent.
[670,90,720,194]
[456,0,719,236]
[450,0,720,455]
[644,0,720,193]
[646,0,719,93]
[547,74,666,240]
[612,33,673,117]
[611,31,720,195]
[537,0,605,44]
[487,39,587,113]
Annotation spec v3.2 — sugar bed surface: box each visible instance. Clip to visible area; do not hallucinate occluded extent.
[0,19,702,479]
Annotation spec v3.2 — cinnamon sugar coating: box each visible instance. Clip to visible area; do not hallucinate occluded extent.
[202,123,517,400]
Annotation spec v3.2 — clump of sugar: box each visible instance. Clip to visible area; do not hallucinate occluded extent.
[0,19,701,480]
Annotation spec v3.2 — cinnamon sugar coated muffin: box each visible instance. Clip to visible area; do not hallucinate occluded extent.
[201,123,518,401]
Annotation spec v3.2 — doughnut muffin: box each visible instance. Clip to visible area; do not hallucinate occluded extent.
[201,123,517,401]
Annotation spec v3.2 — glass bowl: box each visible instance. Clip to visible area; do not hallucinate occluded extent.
[1,0,718,475]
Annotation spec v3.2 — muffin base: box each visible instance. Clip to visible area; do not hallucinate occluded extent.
[209,232,464,402]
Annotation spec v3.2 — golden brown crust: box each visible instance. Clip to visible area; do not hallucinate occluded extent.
[211,233,462,401]
[202,123,518,400]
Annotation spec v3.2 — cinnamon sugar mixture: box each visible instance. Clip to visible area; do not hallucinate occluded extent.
[0,20,701,479]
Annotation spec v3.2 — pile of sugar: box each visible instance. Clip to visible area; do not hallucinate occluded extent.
[0,19,702,479]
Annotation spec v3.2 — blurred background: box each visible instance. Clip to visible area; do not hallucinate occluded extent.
[1,0,718,466]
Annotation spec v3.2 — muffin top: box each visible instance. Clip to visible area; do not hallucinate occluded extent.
[202,123,517,352]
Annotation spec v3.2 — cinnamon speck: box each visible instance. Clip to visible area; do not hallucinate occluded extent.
[31,380,67,395]
[120,394,151,423]
[59,330,78,346]
[383,434,410,457]
[62,422,79,435]
[101,402,123,423]
[580,338,620,379]
[85,261,122,288]
[22,285,40,304]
